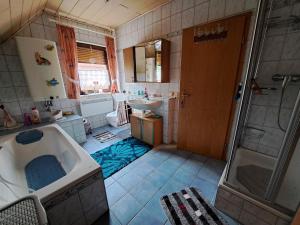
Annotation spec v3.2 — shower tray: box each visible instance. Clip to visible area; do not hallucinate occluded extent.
[237,165,273,197]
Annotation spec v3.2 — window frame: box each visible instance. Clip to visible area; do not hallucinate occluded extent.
[76,41,111,97]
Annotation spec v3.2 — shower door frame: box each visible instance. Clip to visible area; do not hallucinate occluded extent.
[224,0,300,213]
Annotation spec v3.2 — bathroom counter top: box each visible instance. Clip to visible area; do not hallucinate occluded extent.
[0,120,54,137]
[55,115,83,123]
[0,115,83,137]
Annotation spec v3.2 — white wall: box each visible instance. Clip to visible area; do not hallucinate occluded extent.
[0,12,109,129]
[115,0,259,143]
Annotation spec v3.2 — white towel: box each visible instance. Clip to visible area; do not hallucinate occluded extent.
[117,101,129,126]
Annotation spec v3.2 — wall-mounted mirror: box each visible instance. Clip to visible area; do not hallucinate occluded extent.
[123,39,170,83]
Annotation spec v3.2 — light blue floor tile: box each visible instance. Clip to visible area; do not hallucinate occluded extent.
[104,176,115,188]
[147,170,170,189]
[146,156,166,167]
[179,158,204,175]
[112,164,131,180]
[171,167,196,186]
[130,180,160,206]
[157,160,180,176]
[190,153,208,162]
[106,182,127,207]
[164,220,172,225]
[159,179,187,196]
[133,162,155,178]
[205,158,226,174]
[174,149,192,158]
[191,177,218,203]
[111,194,143,225]
[117,172,143,191]
[128,207,165,225]
[144,192,168,224]
[197,166,223,184]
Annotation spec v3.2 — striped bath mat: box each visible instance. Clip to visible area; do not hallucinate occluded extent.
[93,131,116,143]
[160,187,227,225]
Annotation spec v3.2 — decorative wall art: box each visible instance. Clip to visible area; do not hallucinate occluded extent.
[35,52,51,65]
[47,78,59,86]
[45,44,54,51]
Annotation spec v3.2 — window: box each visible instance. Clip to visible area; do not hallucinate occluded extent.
[77,42,110,95]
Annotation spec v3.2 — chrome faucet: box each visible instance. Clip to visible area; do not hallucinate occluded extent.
[144,88,149,100]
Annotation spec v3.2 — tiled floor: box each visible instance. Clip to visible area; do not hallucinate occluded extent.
[81,124,131,154]
[90,147,240,225]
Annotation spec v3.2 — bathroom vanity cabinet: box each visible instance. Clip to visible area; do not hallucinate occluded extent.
[130,114,162,146]
[56,115,87,144]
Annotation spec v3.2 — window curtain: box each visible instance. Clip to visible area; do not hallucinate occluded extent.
[56,24,80,99]
[105,36,119,93]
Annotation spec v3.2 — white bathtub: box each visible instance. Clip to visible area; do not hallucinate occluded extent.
[0,124,107,224]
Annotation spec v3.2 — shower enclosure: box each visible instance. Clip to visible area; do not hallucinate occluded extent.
[224,0,300,217]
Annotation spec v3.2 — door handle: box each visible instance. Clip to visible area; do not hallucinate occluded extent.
[180,91,191,107]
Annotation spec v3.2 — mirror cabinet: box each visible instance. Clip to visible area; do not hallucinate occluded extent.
[123,39,170,83]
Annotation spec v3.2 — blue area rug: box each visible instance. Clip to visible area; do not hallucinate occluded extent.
[90,137,151,179]
[25,155,66,191]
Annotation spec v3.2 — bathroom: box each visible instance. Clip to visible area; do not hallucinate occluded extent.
[0,0,300,225]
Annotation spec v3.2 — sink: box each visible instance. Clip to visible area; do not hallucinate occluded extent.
[127,99,162,110]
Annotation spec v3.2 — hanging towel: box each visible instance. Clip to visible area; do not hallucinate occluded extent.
[117,101,129,126]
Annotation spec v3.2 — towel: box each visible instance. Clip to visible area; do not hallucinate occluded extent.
[117,101,129,126]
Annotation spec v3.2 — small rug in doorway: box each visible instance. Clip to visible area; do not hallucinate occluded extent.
[160,187,228,225]
[93,131,116,143]
[90,137,151,178]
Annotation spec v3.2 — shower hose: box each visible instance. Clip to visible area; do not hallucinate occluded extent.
[278,86,287,132]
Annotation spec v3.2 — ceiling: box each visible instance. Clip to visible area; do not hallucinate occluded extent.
[0,0,169,43]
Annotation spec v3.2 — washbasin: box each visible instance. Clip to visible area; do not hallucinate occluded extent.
[127,99,162,110]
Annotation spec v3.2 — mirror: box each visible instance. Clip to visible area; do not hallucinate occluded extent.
[123,39,170,83]
[135,47,146,82]
[135,40,163,82]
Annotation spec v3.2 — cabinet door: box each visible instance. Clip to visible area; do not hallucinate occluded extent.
[123,47,135,82]
[161,39,170,83]
[131,116,141,140]
[142,120,154,145]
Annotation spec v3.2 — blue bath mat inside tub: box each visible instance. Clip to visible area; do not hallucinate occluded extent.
[16,129,43,145]
[25,155,66,191]
[90,137,151,178]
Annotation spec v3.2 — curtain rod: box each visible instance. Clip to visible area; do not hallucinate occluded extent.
[48,18,115,38]
[44,9,115,38]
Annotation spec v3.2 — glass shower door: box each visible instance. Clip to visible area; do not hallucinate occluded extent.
[225,0,300,213]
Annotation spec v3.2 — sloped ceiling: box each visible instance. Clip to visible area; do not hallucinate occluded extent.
[0,0,169,43]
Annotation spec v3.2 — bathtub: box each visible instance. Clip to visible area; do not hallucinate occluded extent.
[0,124,108,225]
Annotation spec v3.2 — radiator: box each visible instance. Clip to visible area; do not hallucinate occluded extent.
[80,95,113,117]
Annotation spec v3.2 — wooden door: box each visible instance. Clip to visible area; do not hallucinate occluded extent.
[178,13,250,159]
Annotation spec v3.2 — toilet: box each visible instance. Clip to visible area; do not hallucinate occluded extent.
[106,93,127,127]
[106,110,118,127]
